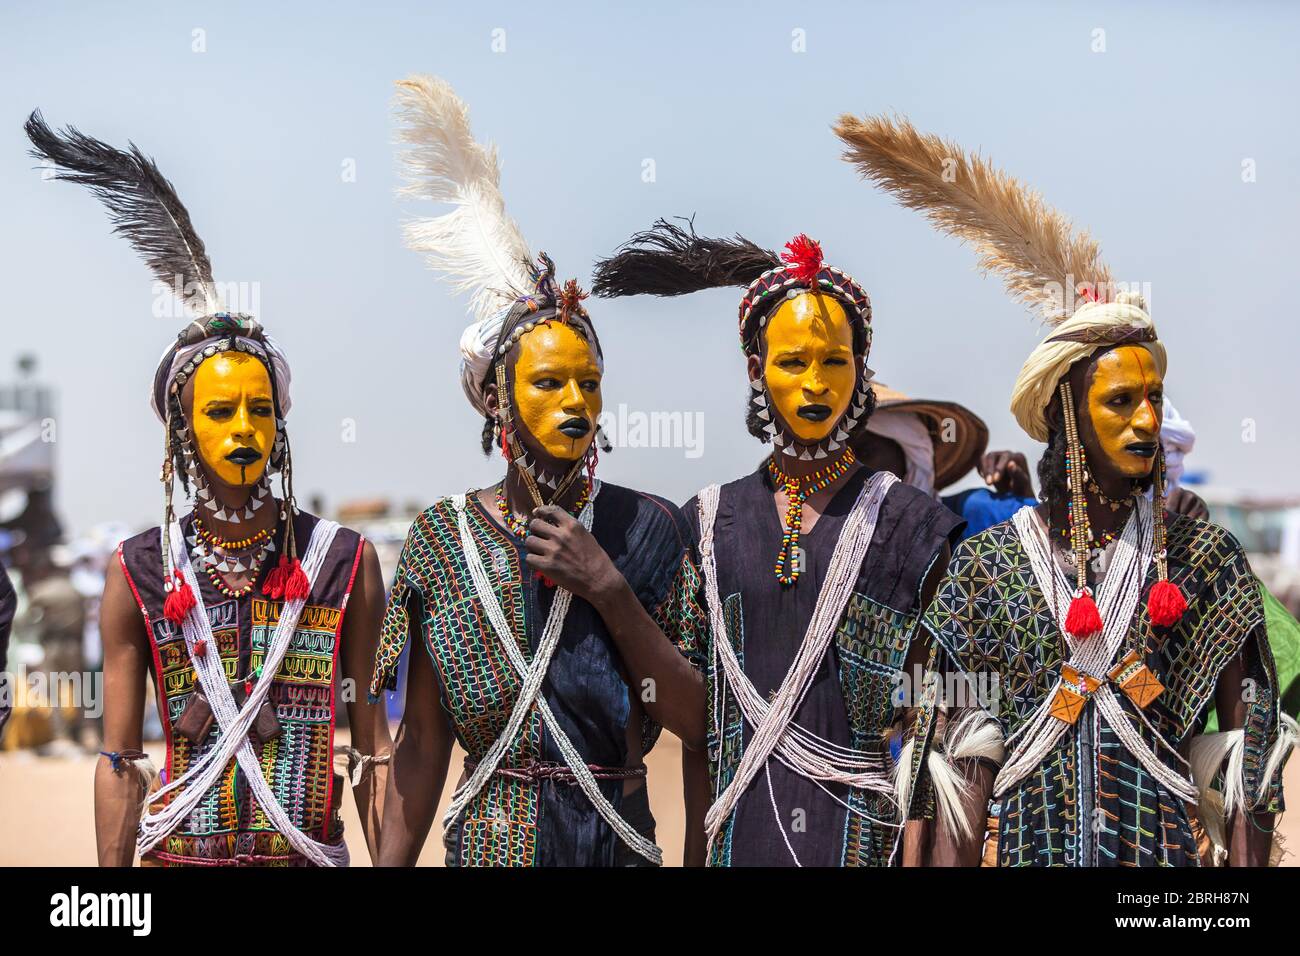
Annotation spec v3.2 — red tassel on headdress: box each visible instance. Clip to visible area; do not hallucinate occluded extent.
[283,557,310,601]
[1065,589,1103,639]
[1147,579,1187,627]
[262,554,290,599]
[163,572,196,625]
[780,234,824,284]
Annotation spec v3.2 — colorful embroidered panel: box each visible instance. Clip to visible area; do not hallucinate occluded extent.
[120,511,361,866]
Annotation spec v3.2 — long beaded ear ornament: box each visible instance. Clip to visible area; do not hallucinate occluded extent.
[1058,382,1102,640]
[160,403,197,626]
[1107,448,1180,710]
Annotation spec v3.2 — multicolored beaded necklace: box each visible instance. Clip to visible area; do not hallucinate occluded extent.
[494,478,592,540]
[767,447,857,585]
[192,513,275,598]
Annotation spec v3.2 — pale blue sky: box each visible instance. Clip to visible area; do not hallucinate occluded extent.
[3,1,1297,534]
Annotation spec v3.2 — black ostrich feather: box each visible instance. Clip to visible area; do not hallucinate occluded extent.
[25,109,218,312]
[592,217,780,298]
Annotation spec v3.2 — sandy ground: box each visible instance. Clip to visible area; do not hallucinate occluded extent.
[2,733,1295,866]
[0,730,689,867]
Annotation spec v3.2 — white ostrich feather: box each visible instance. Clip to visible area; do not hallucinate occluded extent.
[394,74,535,322]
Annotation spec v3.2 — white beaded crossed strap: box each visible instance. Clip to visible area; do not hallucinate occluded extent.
[445,482,662,865]
[697,472,898,856]
[139,519,348,866]
[1002,501,1196,803]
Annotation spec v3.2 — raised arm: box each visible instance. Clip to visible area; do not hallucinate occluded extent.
[94,557,152,867]
[524,505,706,749]
[339,540,392,864]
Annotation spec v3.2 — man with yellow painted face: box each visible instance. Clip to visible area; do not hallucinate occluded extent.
[837,112,1295,867]
[594,222,965,866]
[27,113,391,866]
[369,76,707,867]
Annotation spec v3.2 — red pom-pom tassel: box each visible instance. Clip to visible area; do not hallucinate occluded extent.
[163,573,196,625]
[1147,579,1187,627]
[1065,589,1103,639]
[261,555,289,599]
[283,558,310,601]
[780,234,824,284]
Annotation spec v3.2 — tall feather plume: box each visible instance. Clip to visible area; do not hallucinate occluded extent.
[833,113,1110,324]
[592,217,780,298]
[24,110,220,314]
[394,75,535,321]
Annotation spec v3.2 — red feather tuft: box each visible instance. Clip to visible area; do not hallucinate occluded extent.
[1147,579,1187,627]
[780,234,824,285]
[163,573,196,625]
[1064,589,1103,639]
[283,558,310,601]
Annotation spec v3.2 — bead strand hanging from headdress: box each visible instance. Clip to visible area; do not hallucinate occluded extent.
[261,430,308,601]
[160,401,197,625]
[1146,446,1187,626]
[1059,381,1104,639]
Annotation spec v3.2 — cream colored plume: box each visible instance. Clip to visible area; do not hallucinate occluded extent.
[833,113,1111,324]
[394,74,535,322]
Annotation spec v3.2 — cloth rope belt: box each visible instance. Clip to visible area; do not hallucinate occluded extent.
[999,501,1196,803]
[138,517,347,866]
[445,482,663,865]
[465,758,648,784]
[697,471,898,857]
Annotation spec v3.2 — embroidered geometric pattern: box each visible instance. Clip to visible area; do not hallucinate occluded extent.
[374,496,707,867]
[923,514,1284,867]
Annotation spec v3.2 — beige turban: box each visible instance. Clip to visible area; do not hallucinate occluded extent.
[1010,291,1166,442]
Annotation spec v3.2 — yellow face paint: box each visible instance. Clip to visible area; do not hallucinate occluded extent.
[188,352,276,488]
[511,322,602,461]
[1084,346,1163,479]
[761,293,856,443]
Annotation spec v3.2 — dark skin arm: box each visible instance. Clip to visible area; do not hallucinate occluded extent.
[377,631,454,866]
[94,557,151,867]
[525,505,707,751]
[897,543,996,867]
[1214,654,1275,866]
[339,540,391,865]
[681,741,710,866]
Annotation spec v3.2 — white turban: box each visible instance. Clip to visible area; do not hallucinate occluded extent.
[1010,292,1167,442]
[459,308,510,417]
[1160,399,1195,491]
[865,408,936,497]
[151,333,292,424]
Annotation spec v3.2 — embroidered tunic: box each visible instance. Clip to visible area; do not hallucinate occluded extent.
[922,512,1287,867]
[686,467,963,867]
[119,510,364,866]
[370,482,707,867]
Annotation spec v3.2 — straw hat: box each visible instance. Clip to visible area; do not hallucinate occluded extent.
[859,382,989,490]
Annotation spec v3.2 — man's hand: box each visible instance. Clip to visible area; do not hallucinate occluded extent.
[525,505,625,609]
[1166,487,1210,520]
[979,450,1034,497]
